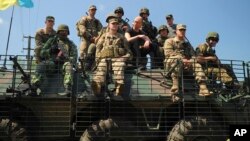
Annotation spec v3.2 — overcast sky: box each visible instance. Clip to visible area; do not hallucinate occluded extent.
[0,0,250,61]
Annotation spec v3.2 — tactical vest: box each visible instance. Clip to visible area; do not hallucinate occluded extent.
[100,34,126,58]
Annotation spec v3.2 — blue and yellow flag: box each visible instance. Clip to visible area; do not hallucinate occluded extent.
[0,0,34,10]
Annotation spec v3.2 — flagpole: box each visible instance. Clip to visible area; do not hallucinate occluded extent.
[1,6,15,71]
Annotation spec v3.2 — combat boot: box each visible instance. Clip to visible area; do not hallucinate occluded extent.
[199,83,211,96]
[91,81,102,96]
[115,83,124,96]
[58,85,71,96]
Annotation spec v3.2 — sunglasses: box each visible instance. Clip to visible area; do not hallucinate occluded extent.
[47,20,54,23]
[210,37,219,42]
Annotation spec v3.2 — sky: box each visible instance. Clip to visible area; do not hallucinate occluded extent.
[0,0,250,62]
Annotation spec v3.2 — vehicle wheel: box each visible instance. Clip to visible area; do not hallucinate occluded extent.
[0,118,27,141]
[167,116,226,141]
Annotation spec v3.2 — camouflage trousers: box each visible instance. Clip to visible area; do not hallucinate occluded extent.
[205,67,233,84]
[79,38,96,59]
[93,58,126,85]
[165,56,207,83]
[31,60,73,88]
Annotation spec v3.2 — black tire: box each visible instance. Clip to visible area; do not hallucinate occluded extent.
[167,116,226,141]
[0,118,27,141]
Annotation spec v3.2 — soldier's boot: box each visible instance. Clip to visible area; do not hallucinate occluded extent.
[115,83,124,96]
[91,81,102,96]
[199,83,211,96]
[58,85,71,96]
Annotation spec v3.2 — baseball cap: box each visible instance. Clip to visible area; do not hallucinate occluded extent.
[176,24,186,30]
[46,16,55,21]
[89,5,97,10]
[166,14,173,19]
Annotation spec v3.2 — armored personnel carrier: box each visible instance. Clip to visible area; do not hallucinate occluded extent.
[0,55,249,141]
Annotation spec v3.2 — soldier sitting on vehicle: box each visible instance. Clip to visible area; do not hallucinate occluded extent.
[31,24,78,96]
[34,16,56,64]
[164,24,211,100]
[91,14,132,96]
[196,32,240,90]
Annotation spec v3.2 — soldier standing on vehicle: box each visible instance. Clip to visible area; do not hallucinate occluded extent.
[114,6,131,34]
[196,32,240,89]
[164,24,211,99]
[91,14,132,96]
[34,16,56,64]
[166,14,177,38]
[156,25,169,68]
[77,5,103,68]
[125,16,152,70]
[31,24,78,96]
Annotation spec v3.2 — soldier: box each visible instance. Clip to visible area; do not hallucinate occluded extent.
[77,5,103,67]
[114,6,131,34]
[196,32,240,89]
[34,16,56,64]
[91,14,132,96]
[125,16,152,70]
[156,25,169,68]
[164,24,211,99]
[166,14,177,38]
[31,24,78,96]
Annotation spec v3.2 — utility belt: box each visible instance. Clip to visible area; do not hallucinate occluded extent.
[100,45,126,58]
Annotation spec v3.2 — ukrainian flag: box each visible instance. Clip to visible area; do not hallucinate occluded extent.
[0,0,33,10]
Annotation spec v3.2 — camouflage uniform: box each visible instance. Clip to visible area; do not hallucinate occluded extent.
[77,5,103,60]
[164,24,210,96]
[196,32,238,88]
[31,24,78,95]
[34,16,56,63]
[92,14,132,96]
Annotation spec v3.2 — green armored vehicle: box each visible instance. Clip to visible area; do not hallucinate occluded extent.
[0,55,250,141]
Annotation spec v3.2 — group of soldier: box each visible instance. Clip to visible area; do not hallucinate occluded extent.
[31,5,240,99]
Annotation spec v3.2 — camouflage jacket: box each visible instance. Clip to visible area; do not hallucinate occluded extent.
[78,16,103,39]
[196,43,216,67]
[164,37,195,59]
[96,32,132,60]
[40,36,78,64]
[35,28,56,49]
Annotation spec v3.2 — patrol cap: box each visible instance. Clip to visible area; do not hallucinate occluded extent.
[166,14,173,19]
[89,5,97,10]
[106,13,119,23]
[46,16,55,21]
[176,24,186,30]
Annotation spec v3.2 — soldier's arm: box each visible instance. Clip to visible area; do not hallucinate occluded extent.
[196,44,218,63]
[78,17,91,38]
[163,39,175,58]
[40,37,56,59]
[35,29,44,49]
[122,37,133,60]
[95,34,105,58]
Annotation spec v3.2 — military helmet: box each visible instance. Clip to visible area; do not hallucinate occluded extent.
[114,7,124,16]
[57,24,70,35]
[139,7,150,16]
[106,13,119,23]
[206,32,219,42]
[158,25,169,34]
